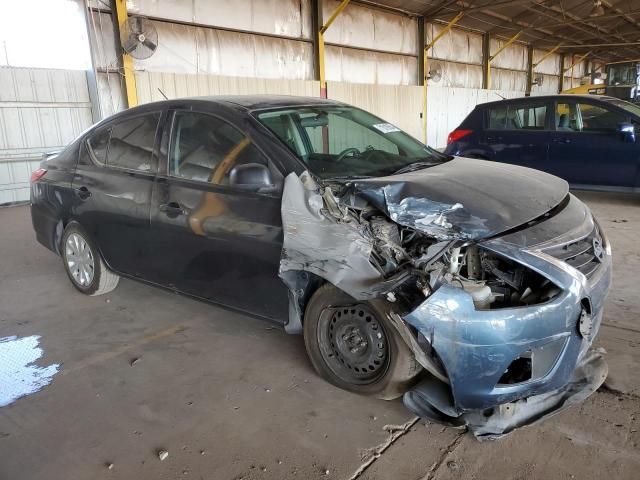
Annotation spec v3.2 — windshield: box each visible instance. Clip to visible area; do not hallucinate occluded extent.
[255,106,449,179]
[606,98,640,117]
[607,63,639,86]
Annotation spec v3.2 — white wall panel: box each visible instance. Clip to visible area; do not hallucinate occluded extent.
[426,23,482,64]
[490,68,527,92]
[88,10,119,71]
[135,71,319,104]
[327,81,423,141]
[533,49,561,76]
[427,60,482,89]
[489,38,527,71]
[325,46,417,85]
[322,0,417,55]
[127,0,312,39]
[133,20,313,80]
[0,67,92,204]
[531,74,560,94]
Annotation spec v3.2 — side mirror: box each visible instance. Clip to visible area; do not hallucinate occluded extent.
[617,122,636,143]
[229,163,275,192]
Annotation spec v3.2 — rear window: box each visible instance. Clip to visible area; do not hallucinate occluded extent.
[488,103,547,130]
[108,113,161,172]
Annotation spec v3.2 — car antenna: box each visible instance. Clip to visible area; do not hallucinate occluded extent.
[495,93,506,100]
[157,88,169,100]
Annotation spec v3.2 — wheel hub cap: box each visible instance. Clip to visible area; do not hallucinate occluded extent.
[322,305,389,383]
[65,233,94,286]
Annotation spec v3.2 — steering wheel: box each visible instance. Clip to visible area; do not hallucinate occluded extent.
[336,147,360,162]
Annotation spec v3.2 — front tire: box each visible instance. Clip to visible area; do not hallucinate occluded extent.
[61,223,119,296]
[303,284,421,400]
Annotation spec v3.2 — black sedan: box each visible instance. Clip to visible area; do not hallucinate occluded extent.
[31,96,610,437]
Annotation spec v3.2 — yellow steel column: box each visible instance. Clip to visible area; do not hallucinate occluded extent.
[487,31,522,90]
[114,0,137,108]
[422,12,464,143]
[318,0,351,98]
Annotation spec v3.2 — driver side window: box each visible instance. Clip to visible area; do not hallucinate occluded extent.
[169,112,267,185]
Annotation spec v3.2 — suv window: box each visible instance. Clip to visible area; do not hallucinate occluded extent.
[86,127,110,165]
[555,103,580,131]
[169,112,267,185]
[107,113,161,172]
[578,103,626,132]
[488,103,547,130]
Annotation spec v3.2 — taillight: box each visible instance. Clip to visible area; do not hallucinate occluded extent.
[30,168,47,183]
[447,129,472,145]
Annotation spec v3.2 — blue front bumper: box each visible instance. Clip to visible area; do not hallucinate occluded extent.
[402,199,612,412]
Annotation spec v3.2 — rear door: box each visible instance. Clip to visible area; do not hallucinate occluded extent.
[146,108,289,321]
[72,110,163,277]
[481,100,552,169]
[547,99,639,188]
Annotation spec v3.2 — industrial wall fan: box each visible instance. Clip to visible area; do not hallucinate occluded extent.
[427,62,443,83]
[121,16,158,60]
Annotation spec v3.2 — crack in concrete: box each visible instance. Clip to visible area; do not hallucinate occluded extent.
[422,430,465,480]
[348,417,420,480]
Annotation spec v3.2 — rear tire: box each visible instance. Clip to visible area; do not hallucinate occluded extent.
[61,223,119,296]
[303,284,421,400]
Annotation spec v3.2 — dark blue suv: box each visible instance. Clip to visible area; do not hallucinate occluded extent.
[444,95,640,191]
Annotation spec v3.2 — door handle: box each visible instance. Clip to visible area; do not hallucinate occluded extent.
[73,186,91,200]
[552,138,571,144]
[159,201,187,216]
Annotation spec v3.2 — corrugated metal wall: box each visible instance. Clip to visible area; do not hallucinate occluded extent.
[135,71,319,103]
[0,67,92,204]
[426,23,483,89]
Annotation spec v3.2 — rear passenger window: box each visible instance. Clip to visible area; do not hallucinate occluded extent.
[108,113,161,172]
[87,128,110,165]
[169,112,267,185]
[488,104,547,130]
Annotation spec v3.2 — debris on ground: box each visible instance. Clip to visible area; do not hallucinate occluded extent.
[158,449,169,461]
[130,357,140,366]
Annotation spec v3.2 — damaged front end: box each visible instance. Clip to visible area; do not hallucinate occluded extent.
[280,159,612,440]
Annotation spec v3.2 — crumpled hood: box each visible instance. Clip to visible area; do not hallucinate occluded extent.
[353,157,569,240]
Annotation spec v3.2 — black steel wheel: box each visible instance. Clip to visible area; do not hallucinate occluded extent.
[304,284,422,399]
[318,304,389,385]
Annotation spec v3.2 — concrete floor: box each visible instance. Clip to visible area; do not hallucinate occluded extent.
[0,191,639,480]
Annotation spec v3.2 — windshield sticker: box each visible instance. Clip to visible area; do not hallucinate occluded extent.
[373,123,401,134]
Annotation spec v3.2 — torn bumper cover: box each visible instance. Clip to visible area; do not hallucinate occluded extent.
[400,211,613,439]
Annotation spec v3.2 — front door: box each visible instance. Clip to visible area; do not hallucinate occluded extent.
[72,111,163,276]
[547,100,639,188]
[147,109,289,322]
[481,100,551,170]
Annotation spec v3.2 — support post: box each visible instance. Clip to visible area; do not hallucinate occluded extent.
[417,16,425,87]
[112,0,137,108]
[311,0,321,81]
[482,33,490,89]
[422,12,463,144]
[525,44,534,96]
[318,0,351,99]
[81,0,102,121]
[559,53,565,92]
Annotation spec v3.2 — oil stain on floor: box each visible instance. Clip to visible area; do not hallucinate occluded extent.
[0,335,59,407]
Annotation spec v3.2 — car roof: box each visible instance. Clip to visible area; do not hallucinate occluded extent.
[476,94,623,109]
[126,95,344,113]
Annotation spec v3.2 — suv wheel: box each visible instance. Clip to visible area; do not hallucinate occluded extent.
[61,223,119,296]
